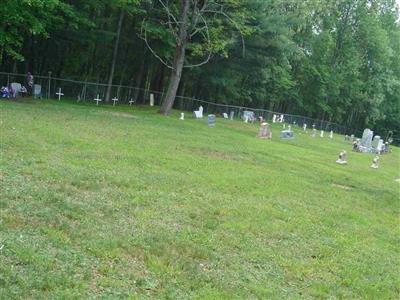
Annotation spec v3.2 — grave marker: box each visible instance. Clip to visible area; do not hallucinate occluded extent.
[229,111,234,120]
[207,114,216,126]
[149,93,154,106]
[371,156,380,169]
[303,124,307,131]
[329,130,333,139]
[56,88,64,101]
[336,150,348,165]
[180,112,184,120]
[280,130,294,140]
[258,122,272,139]
[223,113,229,119]
[193,105,203,118]
[94,94,102,106]
[112,97,118,106]
[320,130,324,138]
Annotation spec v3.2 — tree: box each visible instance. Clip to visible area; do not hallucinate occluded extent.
[140,0,252,115]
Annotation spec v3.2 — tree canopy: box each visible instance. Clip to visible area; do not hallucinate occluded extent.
[1,0,399,139]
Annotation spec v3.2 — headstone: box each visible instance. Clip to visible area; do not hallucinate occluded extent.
[352,140,360,152]
[223,113,228,119]
[11,82,22,97]
[344,135,350,141]
[258,116,264,122]
[359,128,374,152]
[320,130,324,138]
[372,135,380,149]
[193,105,203,118]
[257,122,272,139]
[272,114,277,123]
[350,134,355,141]
[94,94,102,105]
[329,130,333,139]
[56,88,64,101]
[112,97,118,106]
[303,124,307,131]
[336,150,348,165]
[243,111,255,122]
[288,125,291,131]
[149,93,154,106]
[371,156,380,169]
[280,130,294,140]
[129,98,135,106]
[229,111,234,120]
[207,114,216,126]
[283,123,286,129]
[311,128,317,138]
[377,139,384,153]
[180,112,184,120]
[279,114,284,123]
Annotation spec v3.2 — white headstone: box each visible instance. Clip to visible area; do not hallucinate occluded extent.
[180,112,184,120]
[193,105,204,118]
[272,114,277,123]
[329,130,333,139]
[94,94,102,105]
[303,124,307,131]
[279,114,284,123]
[56,88,64,101]
[129,99,135,106]
[336,150,348,165]
[320,130,324,138]
[288,125,292,132]
[371,156,379,169]
[223,113,228,119]
[283,123,286,129]
[229,111,234,120]
[112,97,118,106]
[149,93,154,106]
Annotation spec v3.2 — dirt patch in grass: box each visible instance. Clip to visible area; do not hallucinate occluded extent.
[332,183,353,190]
[100,111,137,119]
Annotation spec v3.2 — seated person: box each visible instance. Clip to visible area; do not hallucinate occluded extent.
[1,86,9,98]
[20,85,27,97]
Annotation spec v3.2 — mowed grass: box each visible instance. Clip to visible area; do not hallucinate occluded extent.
[0,99,399,299]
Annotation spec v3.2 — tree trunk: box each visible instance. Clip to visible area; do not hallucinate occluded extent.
[105,10,124,102]
[160,0,190,115]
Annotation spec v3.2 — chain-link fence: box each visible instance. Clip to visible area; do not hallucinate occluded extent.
[0,71,391,139]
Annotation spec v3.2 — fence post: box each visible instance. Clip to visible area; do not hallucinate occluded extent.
[47,71,52,99]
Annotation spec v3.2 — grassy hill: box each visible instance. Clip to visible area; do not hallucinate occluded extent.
[1,99,399,299]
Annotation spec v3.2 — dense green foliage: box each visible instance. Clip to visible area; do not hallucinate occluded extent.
[1,0,399,137]
[1,99,399,298]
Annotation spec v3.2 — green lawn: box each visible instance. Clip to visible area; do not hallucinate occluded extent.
[1,99,399,299]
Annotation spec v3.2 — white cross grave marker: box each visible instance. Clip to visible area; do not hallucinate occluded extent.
[129,98,135,106]
[94,94,102,106]
[112,97,118,106]
[56,88,64,101]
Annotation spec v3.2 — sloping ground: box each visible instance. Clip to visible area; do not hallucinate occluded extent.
[0,99,399,299]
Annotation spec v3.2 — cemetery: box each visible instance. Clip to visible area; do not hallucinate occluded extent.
[0,97,399,299]
[1,0,399,298]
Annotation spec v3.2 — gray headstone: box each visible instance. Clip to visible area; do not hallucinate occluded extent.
[359,129,374,152]
[243,111,255,122]
[372,135,381,149]
[207,114,216,126]
[280,130,294,140]
[229,111,234,120]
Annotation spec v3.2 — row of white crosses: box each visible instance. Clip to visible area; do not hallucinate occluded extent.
[56,88,133,106]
